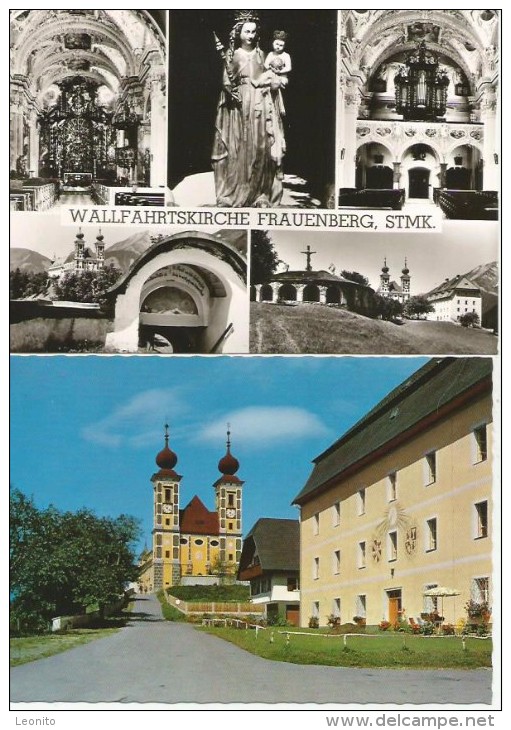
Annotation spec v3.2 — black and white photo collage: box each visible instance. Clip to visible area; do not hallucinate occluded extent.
[10,9,499,356]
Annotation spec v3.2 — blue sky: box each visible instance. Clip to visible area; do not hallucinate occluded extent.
[10,355,428,554]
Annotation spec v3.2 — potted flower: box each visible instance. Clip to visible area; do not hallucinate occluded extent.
[465,599,491,623]
[327,614,341,630]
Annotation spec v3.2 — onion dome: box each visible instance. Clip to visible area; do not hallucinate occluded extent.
[381,257,389,274]
[402,257,410,275]
[76,228,84,241]
[156,423,178,470]
[218,426,239,476]
[96,229,104,243]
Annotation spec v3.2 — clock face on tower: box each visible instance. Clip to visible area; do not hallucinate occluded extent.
[162,503,173,514]
[226,508,236,518]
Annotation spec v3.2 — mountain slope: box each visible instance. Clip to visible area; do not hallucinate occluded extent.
[10,248,52,274]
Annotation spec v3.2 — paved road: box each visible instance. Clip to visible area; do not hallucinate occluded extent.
[11,595,492,705]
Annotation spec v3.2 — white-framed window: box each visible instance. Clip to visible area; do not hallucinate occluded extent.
[313,512,320,536]
[312,600,319,618]
[426,517,437,551]
[424,451,437,485]
[474,501,489,539]
[473,425,488,463]
[358,541,366,569]
[313,556,319,580]
[388,531,397,561]
[356,594,367,618]
[357,488,366,515]
[333,549,341,575]
[332,501,341,527]
[471,577,489,604]
[388,472,397,502]
[332,597,341,620]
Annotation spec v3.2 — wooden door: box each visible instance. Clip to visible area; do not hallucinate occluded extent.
[389,597,400,624]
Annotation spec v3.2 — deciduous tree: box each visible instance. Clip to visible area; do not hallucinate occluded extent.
[10,489,140,633]
[340,270,370,287]
[250,230,280,284]
[404,295,434,320]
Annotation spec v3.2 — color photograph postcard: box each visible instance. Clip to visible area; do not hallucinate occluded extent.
[8,7,502,725]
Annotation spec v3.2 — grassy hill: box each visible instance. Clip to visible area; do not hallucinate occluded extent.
[250,303,497,355]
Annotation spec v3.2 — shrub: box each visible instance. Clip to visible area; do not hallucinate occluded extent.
[308,616,319,629]
[442,623,455,635]
[326,614,341,629]
[465,599,491,620]
[420,622,434,636]
[379,620,392,631]
[459,312,480,328]
[267,615,290,627]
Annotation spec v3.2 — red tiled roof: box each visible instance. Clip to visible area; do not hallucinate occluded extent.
[180,495,219,536]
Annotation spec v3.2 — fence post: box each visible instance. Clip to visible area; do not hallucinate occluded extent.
[343,633,347,648]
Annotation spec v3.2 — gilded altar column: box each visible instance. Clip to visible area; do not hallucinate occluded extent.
[10,84,26,172]
[149,69,167,188]
[480,86,498,191]
[339,75,360,189]
[28,108,39,177]
[393,162,402,190]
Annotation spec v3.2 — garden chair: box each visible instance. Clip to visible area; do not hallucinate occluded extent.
[409,617,421,634]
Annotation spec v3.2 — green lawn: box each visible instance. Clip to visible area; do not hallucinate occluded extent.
[250,302,498,355]
[10,628,119,667]
[200,625,492,669]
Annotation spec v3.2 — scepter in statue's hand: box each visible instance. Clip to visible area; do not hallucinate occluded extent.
[213,32,241,104]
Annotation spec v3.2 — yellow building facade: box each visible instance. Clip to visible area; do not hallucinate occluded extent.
[294,358,493,628]
[140,425,243,592]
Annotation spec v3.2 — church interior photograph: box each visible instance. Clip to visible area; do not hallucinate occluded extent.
[338,10,499,220]
[9,9,167,211]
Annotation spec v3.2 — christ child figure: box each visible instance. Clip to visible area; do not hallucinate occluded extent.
[264,30,292,88]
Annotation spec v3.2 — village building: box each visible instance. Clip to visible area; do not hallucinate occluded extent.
[237,518,300,626]
[139,425,243,593]
[426,275,482,323]
[293,358,492,628]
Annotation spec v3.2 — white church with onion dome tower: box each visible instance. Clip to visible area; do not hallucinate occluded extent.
[377,258,412,305]
[138,425,244,593]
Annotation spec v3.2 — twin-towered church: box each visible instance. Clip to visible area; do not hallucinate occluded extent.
[139,425,244,592]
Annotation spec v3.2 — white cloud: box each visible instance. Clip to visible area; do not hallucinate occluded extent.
[82,388,187,447]
[196,406,331,447]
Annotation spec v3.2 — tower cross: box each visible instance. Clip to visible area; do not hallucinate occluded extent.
[301,244,316,272]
